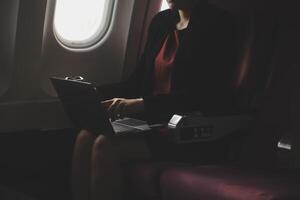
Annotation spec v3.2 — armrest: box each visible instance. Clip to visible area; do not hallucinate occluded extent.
[167,113,253,144]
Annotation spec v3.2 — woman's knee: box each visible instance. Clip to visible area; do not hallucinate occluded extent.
[76,130,97,145]
[92,135,112,155]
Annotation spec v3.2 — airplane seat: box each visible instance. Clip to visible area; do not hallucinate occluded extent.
[277,64,300,170]
[239,32,300,169]
[122,4,300,200]
[122,7,280,200]
[156,8,300,200]
[159,57,300,200]
[160,166,300,200]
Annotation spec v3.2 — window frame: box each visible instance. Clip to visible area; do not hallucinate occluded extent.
[53,0,115,50]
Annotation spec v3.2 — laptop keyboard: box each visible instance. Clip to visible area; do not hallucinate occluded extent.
[112,123,136,133]
[115,118,147,126]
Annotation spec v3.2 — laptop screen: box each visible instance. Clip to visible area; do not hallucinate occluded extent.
[50,77,114,134]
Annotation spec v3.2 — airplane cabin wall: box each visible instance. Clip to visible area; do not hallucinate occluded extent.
[0,0,299,133]
[0,0,161,133]
[0,0,19,98]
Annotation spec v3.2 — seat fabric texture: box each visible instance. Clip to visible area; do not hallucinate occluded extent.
[160,165,300,200]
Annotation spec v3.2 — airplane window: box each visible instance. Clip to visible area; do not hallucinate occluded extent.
[53,0,114,49]
[160,0,169,11]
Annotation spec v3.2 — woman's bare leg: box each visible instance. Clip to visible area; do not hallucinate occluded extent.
[91,135,151,200]
[72,130,97,200]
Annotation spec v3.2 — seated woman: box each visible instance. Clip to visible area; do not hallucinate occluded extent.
[72,0,240,200]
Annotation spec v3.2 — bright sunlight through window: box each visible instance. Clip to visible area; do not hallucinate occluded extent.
[160,0,169,11]
[54,0,114,49]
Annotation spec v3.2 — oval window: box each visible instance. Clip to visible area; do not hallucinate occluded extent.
[53,0,115,49]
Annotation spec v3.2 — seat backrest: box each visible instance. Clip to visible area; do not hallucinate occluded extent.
[201,2,280,164]
[234,12,278,113]
[239,13,300,168]
[209,0,300,170]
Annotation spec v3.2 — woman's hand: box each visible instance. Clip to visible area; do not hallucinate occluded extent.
[102,98,145,121]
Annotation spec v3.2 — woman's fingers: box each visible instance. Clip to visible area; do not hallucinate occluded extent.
[107,99,120,121]
[101,98,144,120]
[113,101,126,119]
[105,98,126,121]
[101,99,113,109]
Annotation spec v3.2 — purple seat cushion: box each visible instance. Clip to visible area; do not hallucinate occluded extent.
[160,165,300,200]
[122,162,176,200]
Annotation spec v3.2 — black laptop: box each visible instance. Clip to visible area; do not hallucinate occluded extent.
[50,77,153,136]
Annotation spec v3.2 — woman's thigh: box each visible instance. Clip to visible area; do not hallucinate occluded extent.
[93,135,151,162]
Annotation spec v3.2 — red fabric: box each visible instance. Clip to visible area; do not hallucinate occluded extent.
[153,30,180,95]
